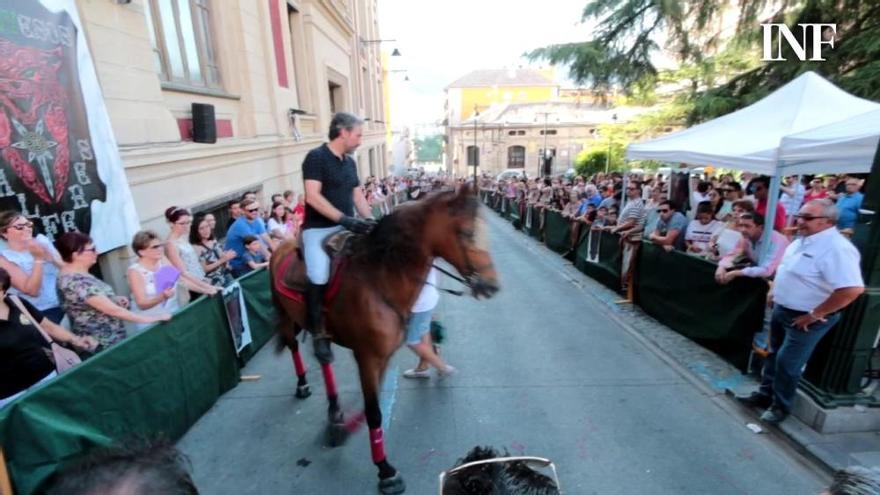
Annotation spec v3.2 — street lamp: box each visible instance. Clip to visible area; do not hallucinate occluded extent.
[472,106,479,184]
[534,110,553,177]
[388,69,408,81]
[605,112,618,174]
[360,38,401,56]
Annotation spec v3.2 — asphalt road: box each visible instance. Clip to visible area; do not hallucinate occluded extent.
[178,208,827,494]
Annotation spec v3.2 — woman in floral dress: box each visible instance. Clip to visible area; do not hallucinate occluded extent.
[55,233,171,352]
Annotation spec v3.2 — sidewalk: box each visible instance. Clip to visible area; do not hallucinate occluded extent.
[526,228,880,475]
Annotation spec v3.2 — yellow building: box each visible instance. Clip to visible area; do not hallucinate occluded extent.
[444,69,558,126]
[73,0,387,289]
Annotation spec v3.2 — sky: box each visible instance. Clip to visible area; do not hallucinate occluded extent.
[378,0,596,129]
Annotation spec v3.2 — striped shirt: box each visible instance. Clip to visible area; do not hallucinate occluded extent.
[618,198,647,241]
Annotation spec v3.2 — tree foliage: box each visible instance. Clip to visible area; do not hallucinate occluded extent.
[575,148,624,177]
[414,134,443,162]
[528,0,880,123]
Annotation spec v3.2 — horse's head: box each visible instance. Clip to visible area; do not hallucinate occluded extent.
[428,185,500,299]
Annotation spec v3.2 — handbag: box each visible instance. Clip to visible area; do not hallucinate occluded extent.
[10,295,81,373]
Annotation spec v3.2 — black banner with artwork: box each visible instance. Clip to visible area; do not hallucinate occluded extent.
[0,1,108,241]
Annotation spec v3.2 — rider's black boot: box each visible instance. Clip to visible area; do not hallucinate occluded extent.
[306,282,333,364]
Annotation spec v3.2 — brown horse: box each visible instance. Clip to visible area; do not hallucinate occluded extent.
[270,186,500,494]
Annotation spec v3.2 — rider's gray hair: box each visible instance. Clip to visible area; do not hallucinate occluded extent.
[328,112,364,140]
[827,466,880,495]
[806,198,840,223]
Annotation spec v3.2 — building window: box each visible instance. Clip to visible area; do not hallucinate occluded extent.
[329,81,342,114]
[508,146,525,168]
[466,145,479,166]
[508,130,516,136]
[517,130,526,136]
[144,0,221,89]
[539,129,558,135]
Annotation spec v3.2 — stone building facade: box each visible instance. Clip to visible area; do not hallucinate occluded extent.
[75,0,387,288]
[447,101,630,178]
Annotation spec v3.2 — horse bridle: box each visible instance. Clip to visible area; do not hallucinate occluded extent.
[429,223,494,296]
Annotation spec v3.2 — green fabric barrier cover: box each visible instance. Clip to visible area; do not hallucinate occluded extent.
[237,269,277,363]
[543,211,570,253]
[575,229,622,292]
[0,271,278,494]
[508,200,522,228]
[492,193,502,212]
[527,207,542,239]
[635,241,768,369]
[371,205,383,218]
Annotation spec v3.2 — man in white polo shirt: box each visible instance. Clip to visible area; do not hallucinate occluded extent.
[737,199,865,424]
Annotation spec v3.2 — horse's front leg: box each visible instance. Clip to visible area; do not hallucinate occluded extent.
[289,331,311,399]
[358,355,406,494]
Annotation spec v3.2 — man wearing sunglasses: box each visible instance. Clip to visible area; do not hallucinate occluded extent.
[737,199,864,424]
[301,112,375,363]
[226,198,273,277]
[648,200,687,252]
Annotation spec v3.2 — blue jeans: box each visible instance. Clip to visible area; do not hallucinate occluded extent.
[759,305,840,413]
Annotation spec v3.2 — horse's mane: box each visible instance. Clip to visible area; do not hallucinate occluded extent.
[349,189,479,269]
[349,190,444,267]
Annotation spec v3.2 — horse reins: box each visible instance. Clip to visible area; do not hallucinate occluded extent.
[428,263,467,296]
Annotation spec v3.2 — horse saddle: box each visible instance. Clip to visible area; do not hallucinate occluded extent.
[279,231,354,295]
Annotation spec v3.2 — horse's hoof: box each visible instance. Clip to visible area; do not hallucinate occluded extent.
[378,473,406,494]
[326,423,350,447]
[295,384,311,399]
[329,410,344,424]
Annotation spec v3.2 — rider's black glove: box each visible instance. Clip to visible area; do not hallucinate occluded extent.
[339,216,376,234]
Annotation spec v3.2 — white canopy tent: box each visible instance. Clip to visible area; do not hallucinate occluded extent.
[626,71,880,174]
[625,71,880,262]
[778,108,880,176]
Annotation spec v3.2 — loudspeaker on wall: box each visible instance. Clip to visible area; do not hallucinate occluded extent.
[192,103,216,144]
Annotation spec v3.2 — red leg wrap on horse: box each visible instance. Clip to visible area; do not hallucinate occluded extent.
[321,363,337,397]
[291,350,307,376]
[369,428,386,463]
[344,410,366,433]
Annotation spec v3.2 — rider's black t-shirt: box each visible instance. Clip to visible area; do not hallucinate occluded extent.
[302,144,360,230]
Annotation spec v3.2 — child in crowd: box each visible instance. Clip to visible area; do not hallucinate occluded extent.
[592,206,608,230]
[606,207,619,228]
[241,236,268,274]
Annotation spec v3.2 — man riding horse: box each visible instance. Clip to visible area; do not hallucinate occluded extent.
[301,112,375,363]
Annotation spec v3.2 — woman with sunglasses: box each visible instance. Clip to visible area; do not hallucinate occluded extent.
[190,212,236,288]
[0,211,65,323]
[163,207,218,302]
[56,232,171,352]
[128,230,184,331]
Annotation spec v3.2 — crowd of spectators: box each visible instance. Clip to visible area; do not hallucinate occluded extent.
[481,167,868,381]
[483,168,865,262]
[1,174,421,406]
